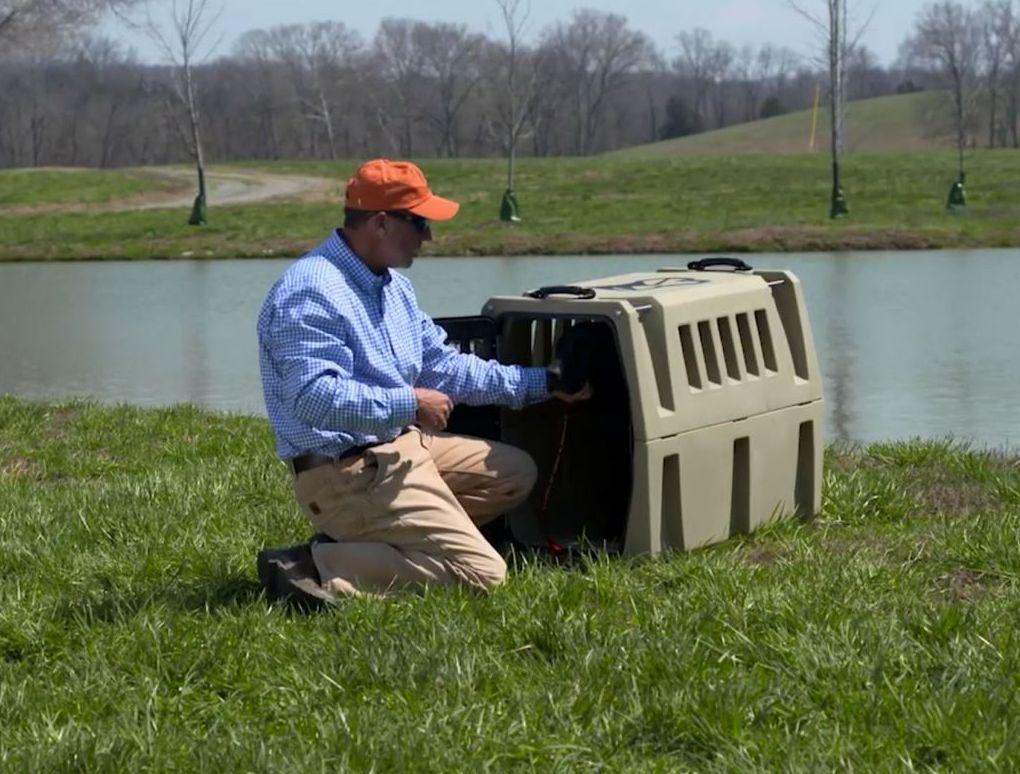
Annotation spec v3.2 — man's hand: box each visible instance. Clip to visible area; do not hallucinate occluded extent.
[413,388,453,432]
[552,382,593,404]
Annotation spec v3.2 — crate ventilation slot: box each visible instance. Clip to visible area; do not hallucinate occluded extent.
[680,310,778,391]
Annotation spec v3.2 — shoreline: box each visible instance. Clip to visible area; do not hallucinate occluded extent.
[2,395,1018,455]
[0,226,1015,263]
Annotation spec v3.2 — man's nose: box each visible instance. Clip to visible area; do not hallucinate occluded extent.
[422,226,432,242]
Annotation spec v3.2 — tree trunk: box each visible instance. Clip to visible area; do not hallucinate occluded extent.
[574,89,586,155]
[507,134,515,191]
[184,59,207,225]
[30,103,45,167]
[828,0,848,218]
[953,68,965,177]
[444,107,457,158]
[647,91,657,142]
[988,81,999,149]
[714,83,727,128]
[318,91,337,160]
[402,117,413,157]
[1010,93,1019,147]
[374,108,400,156]
[99,100,121,168]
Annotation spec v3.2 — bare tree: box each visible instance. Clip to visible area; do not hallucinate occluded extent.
[981,0,1017,146]
[790,0,874,218]
[137,0,221,224]
[846,45,891,98]
[0,10,914,169]
[545,9,653,154]
[640,48,667,143]
[233,29,285,159]
[1000,0,1020,146]
[373,18,427,157]
[523,42,568,155]
[982,1,1005,146]
[415,22,485,157]
[0,0,138,55]
[738,44,800,120]
[736,45,761,122]
[674,28,716,131]
[765,46,801,102]
[490,0,539,220]
[262,22,360,160]
[65,36,138,167]
[905,2,982,185]
[709,40,735,128]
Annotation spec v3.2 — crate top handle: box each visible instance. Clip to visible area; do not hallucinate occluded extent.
[524,285,597,300]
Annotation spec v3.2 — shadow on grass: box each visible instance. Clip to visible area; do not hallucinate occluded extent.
[53,575,265,626]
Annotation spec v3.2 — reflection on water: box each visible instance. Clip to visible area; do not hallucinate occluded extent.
[822,254,853,442]
[1,249,1018,450]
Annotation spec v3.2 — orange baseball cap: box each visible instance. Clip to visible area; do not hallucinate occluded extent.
[344,159,459,221]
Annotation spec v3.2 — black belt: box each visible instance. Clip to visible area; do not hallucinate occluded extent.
[289,444,371,475]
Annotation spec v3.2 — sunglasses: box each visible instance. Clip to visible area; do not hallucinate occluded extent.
[385,211,431,234]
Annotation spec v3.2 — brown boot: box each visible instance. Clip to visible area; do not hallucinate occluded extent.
[256,543,337,611]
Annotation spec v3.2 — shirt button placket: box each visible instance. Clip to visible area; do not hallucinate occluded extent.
[379,285,400,364]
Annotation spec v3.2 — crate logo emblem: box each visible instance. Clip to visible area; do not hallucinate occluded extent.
[591,277,708,293]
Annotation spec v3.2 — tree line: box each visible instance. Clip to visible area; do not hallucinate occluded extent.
[0,0,1017,169]
[903,0,1020,165]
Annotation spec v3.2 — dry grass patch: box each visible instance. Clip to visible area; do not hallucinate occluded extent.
[933,568,997,602]
[738,544,786,567]
[899,473,1004,517]
[821,533,901,563]
[828,444,1016,518]
[0,456,36,479]
[44,407,80,438]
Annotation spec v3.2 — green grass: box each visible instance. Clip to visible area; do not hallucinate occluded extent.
[615,92,942,158]
[0,167,182,207]
[2,397,1020,769]
[1,151,1019,260]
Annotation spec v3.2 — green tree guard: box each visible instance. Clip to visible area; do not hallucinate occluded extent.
[499,188,521,222]
[188,193,207,226]
[188,167,208,226]
[829,185,849,219]
[946,174,966,211]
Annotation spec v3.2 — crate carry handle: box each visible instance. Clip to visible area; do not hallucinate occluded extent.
[525,285,597,300]
[686,257,753,272]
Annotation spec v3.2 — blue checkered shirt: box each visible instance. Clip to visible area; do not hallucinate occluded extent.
[257,230,549,460]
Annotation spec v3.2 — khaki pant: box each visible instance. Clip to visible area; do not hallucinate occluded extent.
[293,427,537,597]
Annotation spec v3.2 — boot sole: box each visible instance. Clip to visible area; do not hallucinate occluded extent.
[256,548,333,612]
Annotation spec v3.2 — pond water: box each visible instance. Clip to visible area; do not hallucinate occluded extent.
[1,249,1018,449]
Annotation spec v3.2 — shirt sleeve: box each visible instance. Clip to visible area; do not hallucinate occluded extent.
[264,286,417,434]
[416,311,549,408]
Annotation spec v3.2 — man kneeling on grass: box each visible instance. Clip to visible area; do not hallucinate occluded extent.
[255,159,589,606]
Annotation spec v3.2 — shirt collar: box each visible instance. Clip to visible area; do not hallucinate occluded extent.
[324,229,392,293]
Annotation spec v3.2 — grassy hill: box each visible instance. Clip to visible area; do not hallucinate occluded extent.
[2,145,1019,259]
[614,92,945,158]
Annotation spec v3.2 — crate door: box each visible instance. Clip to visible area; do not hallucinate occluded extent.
[432,316,501,441]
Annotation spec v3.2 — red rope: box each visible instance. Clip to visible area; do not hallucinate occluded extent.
[538,410,570,556]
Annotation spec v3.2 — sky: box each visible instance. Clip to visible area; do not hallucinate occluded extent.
[103,0,932,66]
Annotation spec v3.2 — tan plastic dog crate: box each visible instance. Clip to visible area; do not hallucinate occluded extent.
[435,257,823,556]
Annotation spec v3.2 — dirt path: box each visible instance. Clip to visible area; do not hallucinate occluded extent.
[127,167,336,210]
[4,167,337,217]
